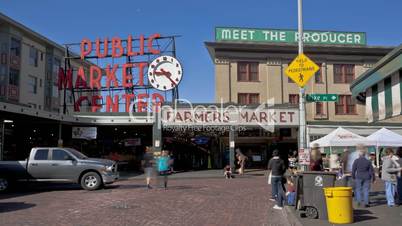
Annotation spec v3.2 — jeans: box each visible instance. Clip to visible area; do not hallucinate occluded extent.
[271,176,285,207]
[287,192,296,206]
[354,178,371,205]
[397,176,402,205]
[385,181,396,206]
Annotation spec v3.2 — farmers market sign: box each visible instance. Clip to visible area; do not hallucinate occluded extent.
[215,27,366,45]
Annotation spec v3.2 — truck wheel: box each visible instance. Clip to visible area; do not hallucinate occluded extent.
[0,178,9,192]
[80,172,102,191]
[305,206,318,219]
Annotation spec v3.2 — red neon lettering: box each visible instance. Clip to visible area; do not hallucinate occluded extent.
[74,96,89,112]
[90,66,102,89]
[91,95,102,112]
[137,62,147,86]
[122,63,133,88]
[106,64,119,88]
[147,33,161,55]
[111,37,123,58]
[151,93,164,112]
[96,37,108,58]
[127,35,145,56]
[75,67,88,88]
[137,93,149,112]
[80,38,92,59]
[123,94,135,112]
[106,95,119,112]
[58,68,73,90]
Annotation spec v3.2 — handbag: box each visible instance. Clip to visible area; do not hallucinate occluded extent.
[267,171,272,185]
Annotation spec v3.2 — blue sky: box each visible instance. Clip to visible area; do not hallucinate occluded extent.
[2,0,402,103]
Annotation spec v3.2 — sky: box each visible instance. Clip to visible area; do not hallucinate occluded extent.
[2,0,402,103]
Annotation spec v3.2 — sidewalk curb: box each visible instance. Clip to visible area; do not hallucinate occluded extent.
[284,206,303,226]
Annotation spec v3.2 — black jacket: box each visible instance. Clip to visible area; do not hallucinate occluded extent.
[268,157,286,176]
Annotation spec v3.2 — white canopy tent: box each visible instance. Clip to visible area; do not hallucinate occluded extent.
[310,127,376,147]
[310,127,376,169]
[366,127,402,166]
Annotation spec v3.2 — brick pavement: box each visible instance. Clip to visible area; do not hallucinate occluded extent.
[0,174,291,226]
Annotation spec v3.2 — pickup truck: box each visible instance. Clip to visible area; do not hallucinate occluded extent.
[0,147,119,191]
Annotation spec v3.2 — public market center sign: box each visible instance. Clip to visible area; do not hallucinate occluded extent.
[215,27,366,45]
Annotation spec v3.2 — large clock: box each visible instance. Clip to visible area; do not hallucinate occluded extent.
[147,56,183,91]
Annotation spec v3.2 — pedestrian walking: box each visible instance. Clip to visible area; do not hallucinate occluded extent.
[381,148,402,207]
[310,144,323,171]
[267,150,286,210]
[352,146,375,207]
[395,147,402,205]
[236,148,247,175]
[141,146,155,189]
[156,150,173,189]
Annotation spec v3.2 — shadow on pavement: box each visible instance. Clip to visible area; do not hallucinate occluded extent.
[1,182,81,200]
[354,209,378,222]
[0,202,36,213]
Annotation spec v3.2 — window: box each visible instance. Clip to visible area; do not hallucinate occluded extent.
[289,94,299,104]
[66,90,73,103]
[29,46,38,67]
[52,85,59,98]
[34,149,49,160]
[316,102,324,115]
[28,75,37,94]
[334,64,354,83]
[335,95,356,115]
[315,64,323,83]
[10,38,21,57]
[238,93,259,105]
[9,68,19,86]
[237,62,259,82]
[53,57,61,85]
[52,149,72,160]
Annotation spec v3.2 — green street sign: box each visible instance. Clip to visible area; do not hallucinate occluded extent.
[215,27,366,46]
[306,94,339,102]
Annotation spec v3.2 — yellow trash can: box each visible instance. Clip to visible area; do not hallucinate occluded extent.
[323,187,353,224]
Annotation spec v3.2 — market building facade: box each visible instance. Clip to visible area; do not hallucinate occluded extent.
[2,13,402,172]
[206,27,402,162]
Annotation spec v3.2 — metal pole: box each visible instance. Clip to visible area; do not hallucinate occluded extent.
[298,0,307,171]
[0,121,4,160]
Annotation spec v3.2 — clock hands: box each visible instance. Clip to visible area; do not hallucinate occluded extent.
[154,68,177,86]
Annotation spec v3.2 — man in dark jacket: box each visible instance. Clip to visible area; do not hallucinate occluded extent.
[352,147,375,207]
[268,150,286,210]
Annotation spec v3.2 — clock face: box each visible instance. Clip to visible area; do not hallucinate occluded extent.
[147,56,183,91]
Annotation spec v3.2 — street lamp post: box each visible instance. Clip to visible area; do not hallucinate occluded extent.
[297,0,308,171]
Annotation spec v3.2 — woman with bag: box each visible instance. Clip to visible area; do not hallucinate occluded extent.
[157,150,173,189]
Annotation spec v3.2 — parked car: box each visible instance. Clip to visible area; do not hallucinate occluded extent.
[0,147,119,191]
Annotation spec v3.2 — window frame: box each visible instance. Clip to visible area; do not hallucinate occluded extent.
[28,75,38,94]
[335,95,356,115]
[333,64,355,84]
[29,46,38,67]
[34,149,49,160]
[315,102,324,115]
[314,64,323,84]
[9,68,19,86]
[51,149,73,161]
[237,62,259,82]
[289,94,300,104]
[238,93,260,105]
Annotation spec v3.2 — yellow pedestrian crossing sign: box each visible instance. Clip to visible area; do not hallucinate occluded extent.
[285,53,320,87]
